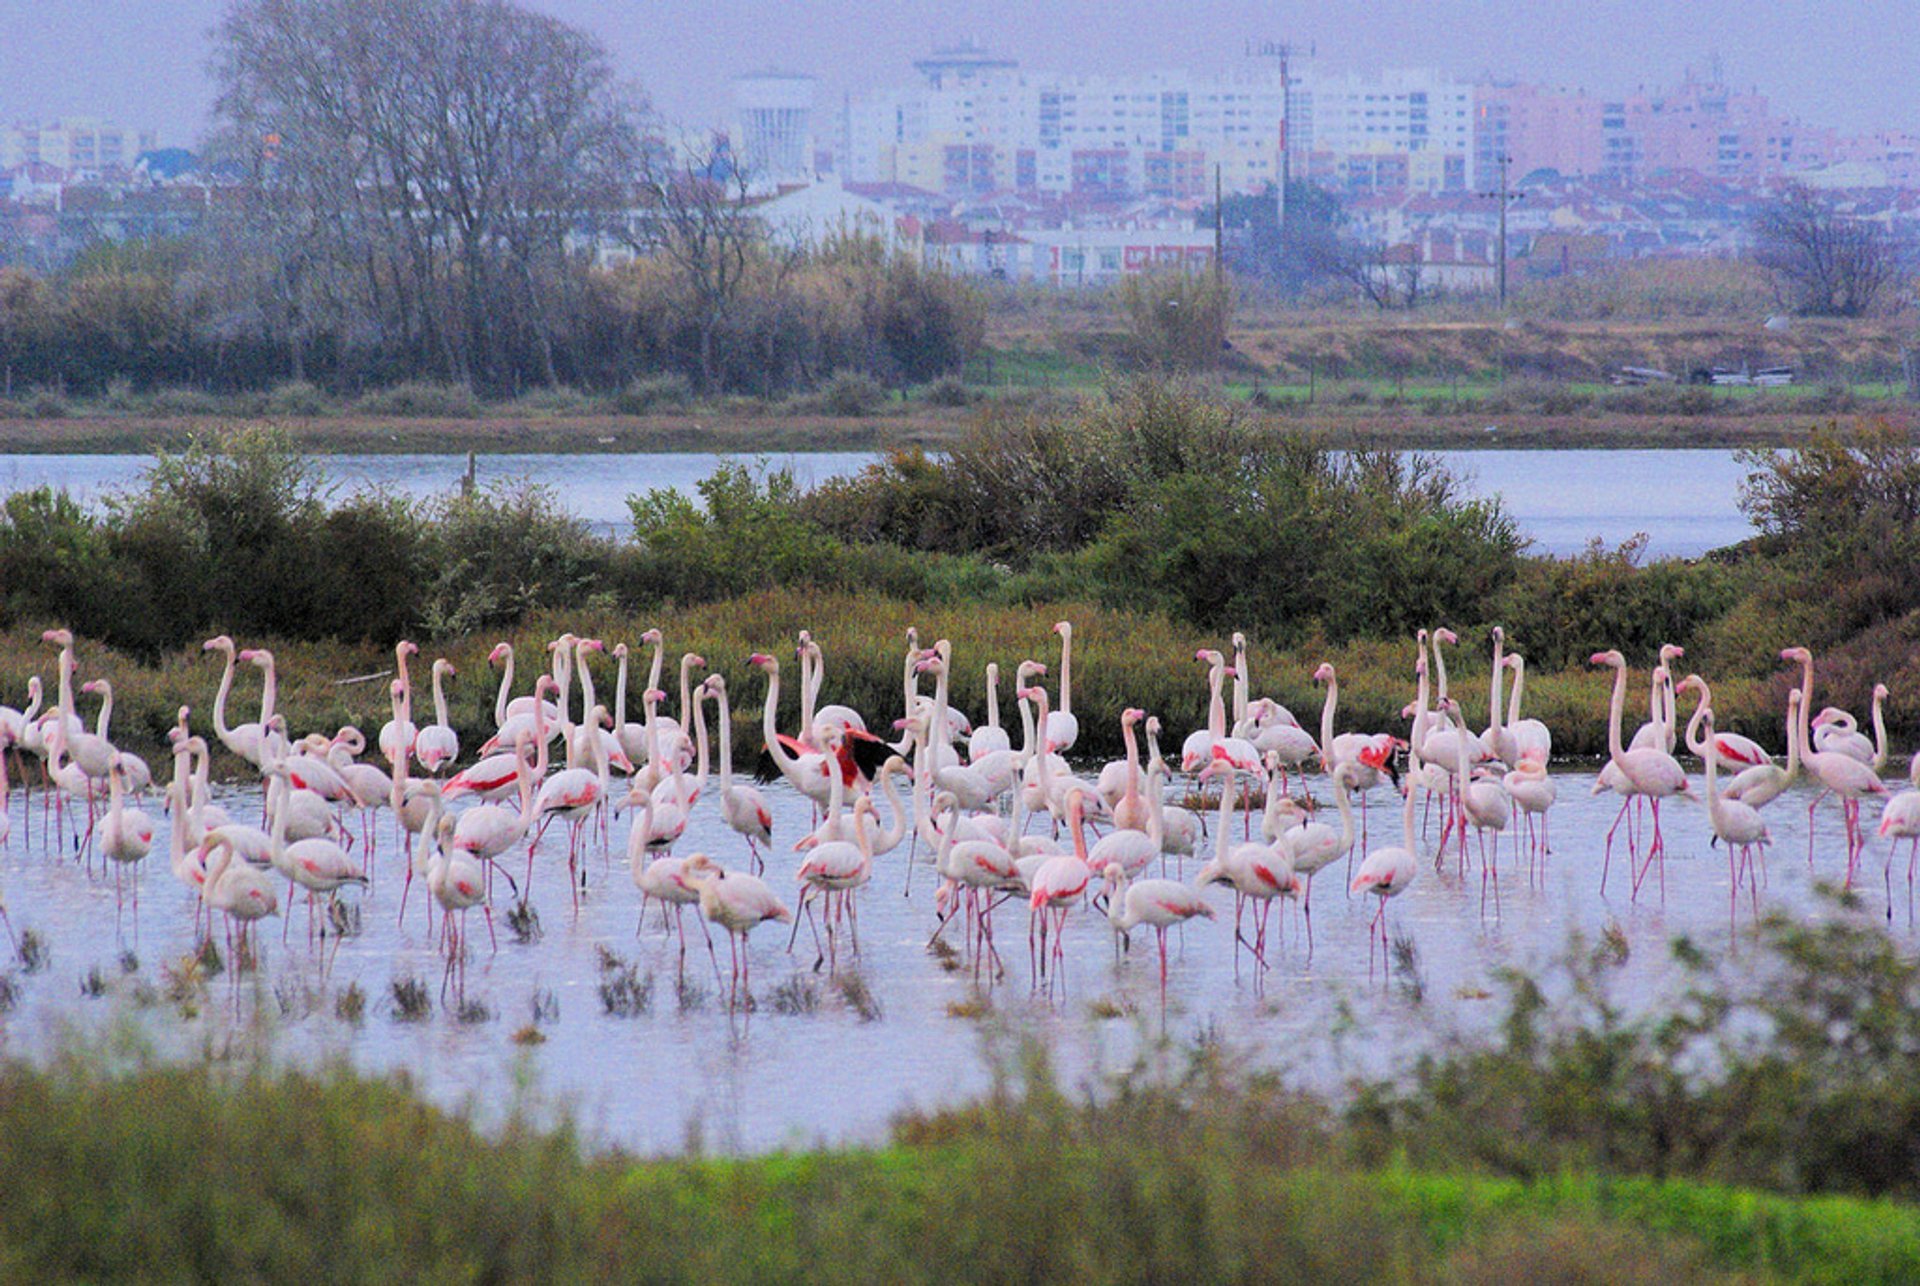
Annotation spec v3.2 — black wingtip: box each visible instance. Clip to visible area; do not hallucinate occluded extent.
[751,747,780,785]
[848,734,892,782]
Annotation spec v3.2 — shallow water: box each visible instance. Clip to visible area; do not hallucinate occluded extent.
[0,757,1907,1154]
[0,448,1754,558]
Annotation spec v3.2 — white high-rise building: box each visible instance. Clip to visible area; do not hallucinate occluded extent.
[733,71,816,186]
[844,48,1473,198]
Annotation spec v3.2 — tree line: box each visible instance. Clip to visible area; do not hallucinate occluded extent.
[0,0,982,399]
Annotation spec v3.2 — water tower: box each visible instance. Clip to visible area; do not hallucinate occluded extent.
[732,70,816,185]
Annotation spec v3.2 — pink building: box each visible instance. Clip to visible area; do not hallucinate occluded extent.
[1474,81,1604,179]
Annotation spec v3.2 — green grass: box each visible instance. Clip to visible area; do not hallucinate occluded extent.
[0,1049,1912,1281]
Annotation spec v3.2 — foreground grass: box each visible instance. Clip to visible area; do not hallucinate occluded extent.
[0,591,1777,776]
[0,1051,1913,1282]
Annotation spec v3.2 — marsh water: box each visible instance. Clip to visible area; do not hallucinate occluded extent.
[0,448,1754,558]
[0,759,1906,1154]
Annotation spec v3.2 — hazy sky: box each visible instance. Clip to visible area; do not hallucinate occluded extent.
[1,0,1911,147]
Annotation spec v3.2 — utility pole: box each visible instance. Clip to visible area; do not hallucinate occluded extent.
[1213,164,1223,280]
[1246,39,1308,233]
[1479,152,1520,307]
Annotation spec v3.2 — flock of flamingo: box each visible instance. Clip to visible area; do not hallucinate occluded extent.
[0,617,1916,1009]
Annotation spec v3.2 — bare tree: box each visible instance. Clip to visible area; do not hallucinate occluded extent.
[1753,184,1904,318]
[207,0,643,390]
[627,136,780,393]
[1315,237,1426,311]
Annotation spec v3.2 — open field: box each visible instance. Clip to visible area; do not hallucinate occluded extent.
[0,312,1911,453]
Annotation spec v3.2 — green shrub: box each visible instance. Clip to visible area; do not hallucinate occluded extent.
[920,374,974,407]
[355,380,480,418]
[425,481,606,635]
[266,380,329,416]
[28,388,68,419]
[814,369,887,417]
[612,372,692,414]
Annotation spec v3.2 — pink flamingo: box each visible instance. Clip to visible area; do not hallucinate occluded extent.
[1101,860,1215,993]
[1351,777,1419,981]
[1027,789,1096,987]
[1591,649,1691,901]
[684,853,790,1009]
[1782,647,1886,882]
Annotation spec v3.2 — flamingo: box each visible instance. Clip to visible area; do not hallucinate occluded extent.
[1027,789,1097,985]
[413,659,459,774]
[1277,761,1356,950]
[1501,652,1552,763]
[377,640,421,765]
[1238,698,1318,797]
[749,653,835,812]
[683,853,791,1009]
[1313,661,1400,847]
[203,635,269,767]
[1101,861,1215,991]
[1351,776,1419,980]
[1675,674,1771,771]
[926,790,1020,977]
[967,662,1011,761]
[1810,684,1887,769]
[1443,698,1512,907]
[1043,620,1080,754]
[429,809,494,967]
[530,699,610,914]
[448,735,539,875]
[1502,752,1557,874]
[1194,766,1297,979]
[1591,649,1692,901]
[1182,650,1260,778]
[201,834,280,959]
[1103,707,1152,833]
[99,761,155,918]
[1724,690,1804,810]
[1782,647,1886,882]
[263,758,368,943]
[793,795,875,970]
[1142,717,1202,860]
[1700,706,1770,909]
[1877,752,1920,904]
[704,674,774,870]
[798,631,870,747]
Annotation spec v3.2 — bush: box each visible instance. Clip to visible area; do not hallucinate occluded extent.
[425,481,607,635]
[813,369,887,417]
[1492,537,1743,674]
[28,389,68,419]
[1115,269,1232,372]
[920,374,974,407]
[356,380,480,418]
[613,373,692,415]
[267,380,329,416]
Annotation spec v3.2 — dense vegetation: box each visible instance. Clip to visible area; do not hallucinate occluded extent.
[0,390,1916,766]
[5,895,1920,1279]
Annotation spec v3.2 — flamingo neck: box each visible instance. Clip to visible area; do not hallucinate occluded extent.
[1605,661,1629,766]
[495,647,514,726]
[1207,663,1226,738]
[984,665,1000,730]
[1487,635,1506,736]
[1506,659,1526,726]
[1319,672,1338,756]
[1057,632,1072,715]
[714,689,735,790]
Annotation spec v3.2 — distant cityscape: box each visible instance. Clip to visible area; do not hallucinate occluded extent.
[4,43,1918,293]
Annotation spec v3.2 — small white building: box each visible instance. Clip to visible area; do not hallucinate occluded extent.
[750,177,905,254]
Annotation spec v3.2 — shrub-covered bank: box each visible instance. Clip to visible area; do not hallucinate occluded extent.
[5,900,1920,1280]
